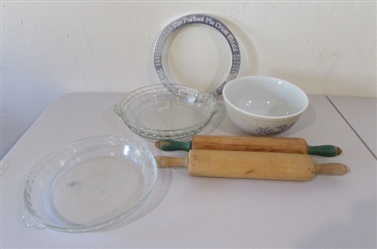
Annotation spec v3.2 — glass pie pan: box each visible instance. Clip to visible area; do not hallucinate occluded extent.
[23,135,157,233]
[115,84,218,140]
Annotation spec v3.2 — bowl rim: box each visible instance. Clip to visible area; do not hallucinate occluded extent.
[223,76,309,120]
[115,84,218,139]
[23,135,157,232]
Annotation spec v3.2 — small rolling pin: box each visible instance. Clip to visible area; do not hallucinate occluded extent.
[155,135,342,157]
[155,149,349,181]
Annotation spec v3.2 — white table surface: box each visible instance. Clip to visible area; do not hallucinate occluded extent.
[1,93,376,248]
[328,96,377,159]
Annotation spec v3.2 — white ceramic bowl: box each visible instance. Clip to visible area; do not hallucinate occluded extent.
[223,76,309,136]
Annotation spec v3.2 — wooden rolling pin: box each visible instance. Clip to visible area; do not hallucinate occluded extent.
[155,135,342,157]
[155,149,349,181]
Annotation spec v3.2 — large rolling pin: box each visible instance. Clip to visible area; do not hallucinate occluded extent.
[155,135,342,157]
[155,149,349,181]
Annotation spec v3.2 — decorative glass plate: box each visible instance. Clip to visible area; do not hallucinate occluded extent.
[115,84,218,140]
[153,14,241,97]
[23,136,157,233]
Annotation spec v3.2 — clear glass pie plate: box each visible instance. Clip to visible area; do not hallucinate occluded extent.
[23,136,157,233]
[115,84,218,140]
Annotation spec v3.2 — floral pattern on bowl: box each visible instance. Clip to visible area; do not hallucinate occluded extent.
[254,122,296,136]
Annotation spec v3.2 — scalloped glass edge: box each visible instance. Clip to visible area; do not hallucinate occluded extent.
[23,135,157,233]
[115,84,218,140]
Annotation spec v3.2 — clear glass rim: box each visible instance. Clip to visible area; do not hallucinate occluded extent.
[116,84,218,139]
[23,135,157,232]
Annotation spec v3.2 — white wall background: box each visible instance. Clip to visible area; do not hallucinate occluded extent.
[2,1,376,159]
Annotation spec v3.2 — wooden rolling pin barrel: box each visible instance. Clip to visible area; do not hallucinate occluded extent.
[155,135,342,157]
[155,150,349,182]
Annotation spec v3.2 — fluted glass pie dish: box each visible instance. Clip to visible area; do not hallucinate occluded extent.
[115,84,218,140]
[23,136,157,233]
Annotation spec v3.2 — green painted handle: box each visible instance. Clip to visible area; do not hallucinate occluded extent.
[155,140,191,152]
[307,145,342,157]
[155,140,342,157]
